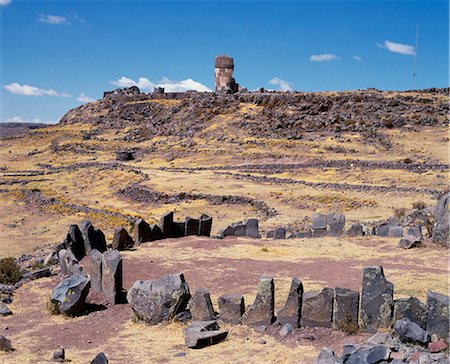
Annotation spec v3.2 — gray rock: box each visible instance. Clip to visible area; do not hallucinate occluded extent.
[101,250,122,305]
[406,225,422,239]
[360,266,394,331]
[232,222,246,236]
[174,310,191,323]
[394,318,430,344]
[394,296,427,329]
[23,267,51,280]
[173,221,185,238]
[65,224,85,261]
[134,219,152,244]
[127,273,191,325]
[277,277,303,328]
[43,251,57,266]
[184,320,219,333]
[150,224,163,240]
[432,193,449,247]
[51,274,90,315]
[377,223,389,237]
[314,347,341,364]
[242,276,275,326]
[92,229,107,253]
[111,227,134,251]
[219,226,234,239]
[0,335,12,352]
[333,287,359,331]
[366,345,390,364]
[266,230,274,239]
[244,218,260,238]
[218,293,244,324]
[0,303,12,316]
[189,287,216,321]
[63,249,83,276]
[327,212,346,237]
[185,217,199,236]
[52,347,65,362]
[183,320,228,349]
[426,290,449,339]
[279,323,293,337]
[274,227,286,239]
[302,288,334,328]
[345,346,370,364]
[398,235,422,249]
[116,150,134,161]
[159,212,175,238]
[89,249,103,293]
[198,214,213,237]
[347,223,364,237]
[388,225,403,237]
[312,212,327,230]
[80,220,95,255]
[90,352,108,364]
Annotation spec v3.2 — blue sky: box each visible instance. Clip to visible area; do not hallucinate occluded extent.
[1,0,448,124]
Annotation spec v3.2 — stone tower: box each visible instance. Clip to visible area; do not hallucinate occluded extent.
[215,55,239,93]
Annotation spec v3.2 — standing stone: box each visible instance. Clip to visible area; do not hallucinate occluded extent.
[198,214,213,237]
[432,192,449,247]
[173,221,185,238]
[232,222,246,236]
[65,224,85,261]
[101,250,122,305]
[92,229,107,252]
[189,287,216,321]
[406,225,422,239]
[218,293,244,324]
[51,274,91,315]
[127,273,191,325]
[426,290,449,338]
[242,276,275,326]
[347,223,364,237]
[377,223,389,237]
[80,220,95,255]
[58,249,69,276]
[274,227,286,239]
[65,249,83,276]
[302,287,334,328]
[277,277,303,328]
[333,287,359,330]
[160,212,175,238]
[360,266,394,331]
[185,217,200,236]
[111,227,134,251]
[89,249,103,293]
[134,219,152,244]
[312,212,328,237]
[394,296,427,329]
[327,212,346,237]
[388,225,403,237]
[219,225,234,239]
[150,224,163,240]
[244,218,260,238]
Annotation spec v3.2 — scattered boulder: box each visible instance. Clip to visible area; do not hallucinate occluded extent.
[0,303,12,316]
[231,222,246,236]
[133,219,152,244]
[398,235,422,249]
[90,352,109,364]
[360,266,394,331]
[185,217,200,236]
[115,150,134,161]
[277,277,303,328]
[0,335,12,352]
[333,287,359,331]
[302,287,334,328]
[405,225,422,239]
[101,250,123,305]
[52,347,65,362]
[183,320,228,349]
[89,249,103,293]
[376,223,389,237]
[198,214,213,237]
[394,318,430,344]
[218,293,244,324]
[394,296,427,329]
[244,218,260,238]
[64,249,83,276]
[127,273,191,325]
[23,267,51,280]
[189,287,216,321]
[426,290,449,339]
[50,274,90,315]
[242,276,275,326]
[279,323,293,337]
[432,193,449,247]
[313,347,341,364]
[347,223,364,237]
[111,227,134,251]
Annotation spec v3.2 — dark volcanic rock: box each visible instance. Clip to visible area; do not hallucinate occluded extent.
[185,217,200,236]
[189,287,216,321]
[426,289,450,338]
[198,214,213,236]
[314,347,341,364]
[134,218,152,244]
[394,296,427,330]
[65,224,85,261]
[242,276,275,326]
[89,249,103,293]
[80,220,95,255]
[302,287,334,328]
[273,227,286,239]
[0,303,12,316]
[160,212,175,238]
[432,193,449,247]
[111,227,134,251]
[347,223,364,237]
[150,224,163,240]
[101,250,123,305]
[90,352,109,364]
[231,222,246,236]
[0,335,12,352]
[183,320,228,349]
[127,273,191,325]
[398,235,422,249]
[333,287,359,330]
[244,218,260,238]
[51,274,91,315]
[218,293,244,324]
[115,151,134,161]
[360,266,394,331]
[394,318,430,344]
[277,277,303,328]
[327,212,346,237]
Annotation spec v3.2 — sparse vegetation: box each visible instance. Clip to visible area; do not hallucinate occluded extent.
[336,315,360,335]
[0,257,23,285]
[412,200,427,210]
[47,299,61,315]
[260,245,269,252]
[393,207,408,220]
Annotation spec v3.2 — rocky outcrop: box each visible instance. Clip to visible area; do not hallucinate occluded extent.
[432,193,449,247]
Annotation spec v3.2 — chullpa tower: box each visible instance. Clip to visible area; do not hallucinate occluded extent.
[214,55,239,93]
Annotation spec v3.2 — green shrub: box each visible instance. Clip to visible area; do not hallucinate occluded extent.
[0,257,23,285]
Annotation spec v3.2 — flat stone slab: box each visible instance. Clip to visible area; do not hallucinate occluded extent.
[301,287,334,328]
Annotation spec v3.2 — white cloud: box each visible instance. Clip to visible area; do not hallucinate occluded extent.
[377,40,416,55]
[310,53,340,62]
[1,116,55,124]
[268,77,293,92]
[353,55,363,61]
[37,14,69,25]
[76,93,96,103]
[110,76,211,92]
[0,0,12,6]
[3,83,70,97]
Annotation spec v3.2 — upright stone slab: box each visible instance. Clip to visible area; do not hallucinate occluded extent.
[360,266,394,331]
[312,212,327,237]
[274,227,286,239]
[101,250,122,305]
[244,218,260,238]
[333,287,359,330]
[432,193,449,247]
[426,290,449,338]
[65,249,83,276]
[93,228,107,252]
[134,219,152,244]
[232,222,246,236]
[198,214,213,237]
[277,277,303,328]
[347,223,364,237]
[242,276,275,326]
[185,217,200,236]
[301,287,334,328]
[80,220,96,255]
[65,224,85,261]
[189,287,216,321]
[111,227,134,251]
[150,224,163,240]
[58,249,69,276]
[219,226,234,239]
[89,249,103,293]
[377,223,389,237]
[173,221,186,238]
[160,212,175,238]
[388,225,403,237]
[327,212,346,237]
[394,296,427,329]
[218,293,244,324]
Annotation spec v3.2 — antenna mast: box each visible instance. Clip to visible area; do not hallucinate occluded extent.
[413,24,419,89]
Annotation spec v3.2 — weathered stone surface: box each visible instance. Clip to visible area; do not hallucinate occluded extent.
[219,226,234,239]
[302,287,334,328]
[327,212,346,237]
[242,276,275,326]
[111,227,134,251]
[65,224,85,261]
[150,224,163,240]
[58,249,69,276]
[426,290,450,338]
[185,217,199,236]
[274,227,286,239]
[377,223,389,237]
[290,230,312,239]
[432,193,449,247]
[92,229,107,253]
[134,219,152,244]
[333,287,359,330]
[160,212,175,238]
[80,220,95,255]
[394,318,430,344]
[312,212,327,230]
[183,320,228,349]
[279,323,293,337]
[347,223,364,237]
[127,273,191,325]
[184,320,219,333]
[0,303,12,316]
[360,266,394,331]
[388,225,403,237]
[189,287,216,321]
[230,222,245,236]
[52,347,65,362]
[101,250,122,304]
[90,249,103,293]
[90,352,109,364]
[172,221,185,238]
[366,345,391,364]
[0,335,12,352]
[244,218,260,238]
[398,235,422,249]
[23,267,51,280]
[51,274,90,315]
[313,347,341,364]
[277,277,303,328]
[198,214,213,237]
[266,230,274,239]
[218,293,244,324]
[64,249,83,276]
[406,225,422,239]
[394,296,427,329]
